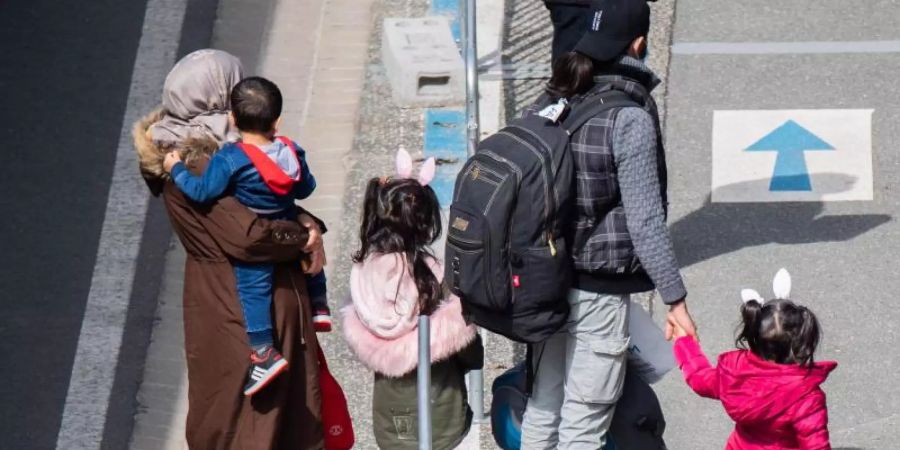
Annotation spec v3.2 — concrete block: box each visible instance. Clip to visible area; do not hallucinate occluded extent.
[381,17,465,107]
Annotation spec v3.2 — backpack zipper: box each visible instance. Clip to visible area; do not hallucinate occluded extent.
[496,130,558,251]
[511,126,564,257]
[481,150,522,242]
[447,234,482,249]
[513,125,563,210]
[475,150,522,302]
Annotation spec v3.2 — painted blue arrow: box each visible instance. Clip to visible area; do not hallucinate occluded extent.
[745,120,834,191]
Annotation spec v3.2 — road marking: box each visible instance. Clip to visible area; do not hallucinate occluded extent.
[55,0,187,447]
[711,109,874,203]
[745,120,834,192]
[672,40,900,55]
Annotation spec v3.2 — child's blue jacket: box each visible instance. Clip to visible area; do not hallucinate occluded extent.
[171,139,316,213]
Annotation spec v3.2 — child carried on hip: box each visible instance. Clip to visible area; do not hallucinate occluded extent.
[163,77,332,396]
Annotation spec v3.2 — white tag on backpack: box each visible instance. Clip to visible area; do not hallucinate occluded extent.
[537,98,568,123]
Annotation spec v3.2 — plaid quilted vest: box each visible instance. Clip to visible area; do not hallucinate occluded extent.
[567,73,667,279]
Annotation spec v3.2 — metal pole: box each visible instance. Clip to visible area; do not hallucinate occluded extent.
[461,0,486,424]
[417,315,432,450]
[463,0,480,157]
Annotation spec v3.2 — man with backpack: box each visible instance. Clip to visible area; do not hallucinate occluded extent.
[519,0,695,448]
[446,0,694,447]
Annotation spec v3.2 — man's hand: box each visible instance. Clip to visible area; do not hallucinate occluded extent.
[665,299,697,341]
[669,317,689,339]
[163,151,182,173]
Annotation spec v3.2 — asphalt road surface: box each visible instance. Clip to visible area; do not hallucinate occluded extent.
[657,1,900,449]
[0,0,216,448]
[3,0,898,448]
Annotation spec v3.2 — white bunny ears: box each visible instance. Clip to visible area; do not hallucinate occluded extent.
[395,148,436,186]
[741,268,792,304]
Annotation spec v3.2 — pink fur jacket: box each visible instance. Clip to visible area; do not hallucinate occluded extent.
[341,253,477,378]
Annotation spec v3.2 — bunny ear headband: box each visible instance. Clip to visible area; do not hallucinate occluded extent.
[395,148,436,186]
[741,268,792,304]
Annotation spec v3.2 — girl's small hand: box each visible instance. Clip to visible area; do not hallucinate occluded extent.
[163,151,182,173]
[668,317,689,340]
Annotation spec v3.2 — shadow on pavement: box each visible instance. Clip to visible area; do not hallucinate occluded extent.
[672,174,891,268]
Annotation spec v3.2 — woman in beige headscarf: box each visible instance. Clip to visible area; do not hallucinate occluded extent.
[134,49,325,449]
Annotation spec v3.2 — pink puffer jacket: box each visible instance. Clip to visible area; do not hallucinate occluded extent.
[674,337,837,450]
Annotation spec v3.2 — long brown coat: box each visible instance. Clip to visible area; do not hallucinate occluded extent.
[134,111,324,449]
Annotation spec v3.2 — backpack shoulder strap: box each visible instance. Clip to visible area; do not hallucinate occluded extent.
[237,142,295,196]
[562,90,641,135]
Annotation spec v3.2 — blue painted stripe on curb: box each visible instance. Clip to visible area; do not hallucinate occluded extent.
[424,109,467,207]
[430,0,460,41]
[426,0,466,209]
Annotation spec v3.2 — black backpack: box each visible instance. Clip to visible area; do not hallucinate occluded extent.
[445,90,639,343]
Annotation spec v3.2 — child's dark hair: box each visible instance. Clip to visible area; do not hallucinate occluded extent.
[737,299,821,367]
[353,177,443,315]
[230,76,282,134]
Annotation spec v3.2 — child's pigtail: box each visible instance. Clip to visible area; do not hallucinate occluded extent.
[354,178,384,263]
[736,300,763,353]
[793,306,821,367]
[407,183,442,316]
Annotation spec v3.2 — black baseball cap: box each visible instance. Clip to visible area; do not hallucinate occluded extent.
[574,0,651,62]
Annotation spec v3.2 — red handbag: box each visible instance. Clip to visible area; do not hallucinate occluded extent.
[317,345,355,450]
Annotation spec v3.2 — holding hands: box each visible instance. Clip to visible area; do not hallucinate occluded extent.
[666,299,698,341]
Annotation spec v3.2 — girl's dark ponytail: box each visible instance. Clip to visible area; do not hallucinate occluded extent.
[411,249,440,315]
[546,52,596,99]
[792,306,821,367]
[408,181,442,315]
[736,300,763,353]
[355,177,443,315]
[353,178,384,263]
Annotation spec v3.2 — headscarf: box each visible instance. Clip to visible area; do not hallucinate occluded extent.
[149,49,243,146]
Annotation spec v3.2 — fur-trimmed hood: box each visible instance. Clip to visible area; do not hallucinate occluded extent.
[342,253,477,377]
[133,109,219,195]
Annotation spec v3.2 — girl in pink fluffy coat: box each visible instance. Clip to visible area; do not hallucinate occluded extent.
[671,269,836,450]
[341,150,484,450]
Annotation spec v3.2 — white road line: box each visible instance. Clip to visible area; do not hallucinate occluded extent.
[672,40,900,55]
[55,0,187,447]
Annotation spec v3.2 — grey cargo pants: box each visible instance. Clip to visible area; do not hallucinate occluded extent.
[521,289,631,449]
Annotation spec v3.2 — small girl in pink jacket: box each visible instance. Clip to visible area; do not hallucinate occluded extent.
[671,269,836,450]
[341,150,483,449]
